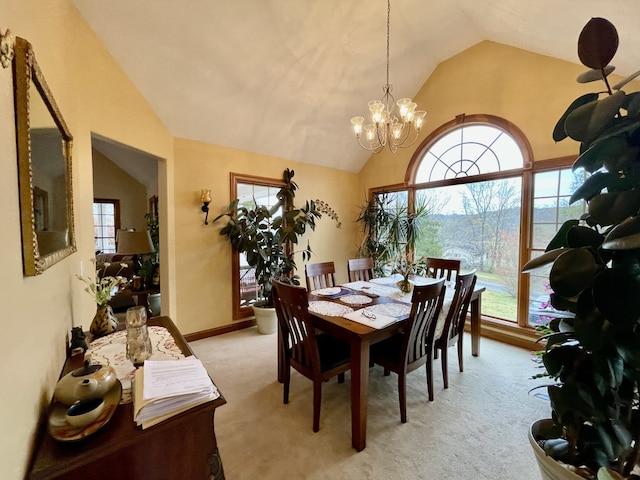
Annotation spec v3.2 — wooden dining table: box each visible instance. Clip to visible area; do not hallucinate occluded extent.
[276,279,484,452]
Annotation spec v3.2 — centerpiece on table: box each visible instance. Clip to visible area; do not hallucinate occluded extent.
[393,254,426,293]
[77,261,129,337]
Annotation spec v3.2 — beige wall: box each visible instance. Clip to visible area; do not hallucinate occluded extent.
[92,148,148,232]
[358,40,609,191]
[0,1,173,478]
[173,138,360,334]
[0,4,626,478]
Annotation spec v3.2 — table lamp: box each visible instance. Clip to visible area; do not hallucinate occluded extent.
[116,230,155,290]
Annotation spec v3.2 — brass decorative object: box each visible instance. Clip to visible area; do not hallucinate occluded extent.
[0,29,14,68]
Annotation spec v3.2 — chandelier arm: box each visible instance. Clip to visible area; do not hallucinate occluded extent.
[356,135,384,153]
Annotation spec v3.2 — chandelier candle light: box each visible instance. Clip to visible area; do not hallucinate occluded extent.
[350,0,426,153]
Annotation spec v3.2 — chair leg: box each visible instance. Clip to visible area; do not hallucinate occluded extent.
[312,380,321,432]
[398,372,407,423]
[426,350,434,401]
[458,336,464,372]
[441,347,449,389]
[338,372,345,383]
[283,366,290,404]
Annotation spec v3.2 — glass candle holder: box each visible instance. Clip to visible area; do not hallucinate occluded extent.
[125,306,152,367]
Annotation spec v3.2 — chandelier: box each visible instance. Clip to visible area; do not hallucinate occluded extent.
[350,0,426,154]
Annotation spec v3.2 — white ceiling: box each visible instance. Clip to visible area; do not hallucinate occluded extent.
[72,0,640,173]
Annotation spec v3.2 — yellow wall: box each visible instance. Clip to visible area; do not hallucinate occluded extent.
[0,4,626,478]
[358,41,610,191]
[92,149,148,232]
[173,138,360,334]
[0,1,173,477]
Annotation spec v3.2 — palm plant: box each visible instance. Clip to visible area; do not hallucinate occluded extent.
[523,17,640,479]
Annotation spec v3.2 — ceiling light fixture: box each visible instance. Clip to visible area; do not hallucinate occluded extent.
[350,0,426,154]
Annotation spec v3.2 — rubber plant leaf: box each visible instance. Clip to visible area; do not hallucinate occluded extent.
[549,248,600,298]
[553,93,599,141]
[521,248,567,272]
[589,190,640,226]
[566,225,604,249]
[593,268,640,328]
[572,136,627,174]
[578,17,618,70]
[612,69,640,91]
[569,172,617,203]
[564,91,626,144]
[602,216,640,250]
[577,66,616,84]
[547,220,580,251]
[627,91,640,117]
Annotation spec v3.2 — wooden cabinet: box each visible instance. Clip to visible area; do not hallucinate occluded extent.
[27,316,226,480]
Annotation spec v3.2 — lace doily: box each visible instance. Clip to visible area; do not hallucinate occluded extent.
[308,301,354,317]
[365,303,411,318]
[339,294,373,305]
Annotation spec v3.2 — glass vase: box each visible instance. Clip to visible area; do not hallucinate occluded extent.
[125,306,152,367]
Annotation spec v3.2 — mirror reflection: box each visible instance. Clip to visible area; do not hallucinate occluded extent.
[13,36,75,275]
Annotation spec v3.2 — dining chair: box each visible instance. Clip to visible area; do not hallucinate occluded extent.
[305,261,336,291]
[435,270,477,389]
[370,278,446,423]
[424,257,461,282]
[271,280,351,432]
[347,257,375,282]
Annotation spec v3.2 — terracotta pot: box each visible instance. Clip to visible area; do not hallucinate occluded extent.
[252,305,277,335]
[529,419,584,480]
[90,305,118,337]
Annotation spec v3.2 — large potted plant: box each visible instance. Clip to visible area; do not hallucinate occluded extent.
[215,168,334,334]
[523,17,640,480]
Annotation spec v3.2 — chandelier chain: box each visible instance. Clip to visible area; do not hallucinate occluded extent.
[386,0,390,88]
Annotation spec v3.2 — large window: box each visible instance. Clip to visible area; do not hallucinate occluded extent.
[230,173,285,320]
[393,115,583,335]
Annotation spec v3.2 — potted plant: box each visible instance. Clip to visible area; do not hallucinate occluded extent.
[392,254,426,293]
[523,17,640,480]
[214,168,336,334]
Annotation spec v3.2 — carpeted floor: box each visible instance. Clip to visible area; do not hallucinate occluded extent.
[190,328,548,479]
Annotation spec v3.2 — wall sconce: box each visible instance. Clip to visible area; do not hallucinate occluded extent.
[201,189,212,225]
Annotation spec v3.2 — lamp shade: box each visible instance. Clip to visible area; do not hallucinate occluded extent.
[116,230,155,255]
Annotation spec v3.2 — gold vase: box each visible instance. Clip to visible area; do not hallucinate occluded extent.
[396,279,414,294]
[90,305,118,337]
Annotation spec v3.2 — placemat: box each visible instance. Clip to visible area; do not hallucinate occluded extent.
[308,301,354,317]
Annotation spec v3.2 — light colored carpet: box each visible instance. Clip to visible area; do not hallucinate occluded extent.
[190,328,548,479]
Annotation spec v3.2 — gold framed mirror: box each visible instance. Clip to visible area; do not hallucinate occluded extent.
[13,36,75,276]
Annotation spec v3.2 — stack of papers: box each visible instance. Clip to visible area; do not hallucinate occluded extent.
[343,309,398,329]
[133,357,219,429]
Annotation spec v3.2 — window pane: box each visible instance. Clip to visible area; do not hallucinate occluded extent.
[416,178,522,322]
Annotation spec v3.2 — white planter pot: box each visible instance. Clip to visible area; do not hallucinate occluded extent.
[529,419,583,480]
[252,305,277,335]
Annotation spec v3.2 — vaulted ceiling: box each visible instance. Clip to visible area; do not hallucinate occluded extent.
[72,0,640,173]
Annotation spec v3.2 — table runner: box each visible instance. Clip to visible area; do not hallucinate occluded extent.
[87,326,185,404]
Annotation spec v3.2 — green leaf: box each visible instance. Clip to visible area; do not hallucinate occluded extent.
[589,190,640,226]
[612,69,640,91]
[572,136,627,174]
[547,220,580,251]
[566,225,604,249]
[565,91,626,144]
[550,248,600,298]
[569,172,618,203]
[553,93,599,142]
[577,66,616,83]
[593,268,640,327]
[522,248,567,272]
[602,216,640,250]
[578,17,619,70]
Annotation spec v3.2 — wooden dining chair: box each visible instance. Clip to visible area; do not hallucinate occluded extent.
[305,262,336,291]
[271,280,351,432]
[435,270,477,389]
[425,257,461,282]
[370,278,446,423]
[347,257,375,282]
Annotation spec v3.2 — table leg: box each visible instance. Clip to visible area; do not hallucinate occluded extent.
[350,339,370,452]
[470,295,482,357]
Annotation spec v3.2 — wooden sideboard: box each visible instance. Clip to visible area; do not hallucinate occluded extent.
[27,316,226,480]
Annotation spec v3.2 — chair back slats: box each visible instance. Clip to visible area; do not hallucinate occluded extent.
[425,257,461,282]
[272,280,320,375]
[347,258,374,282]
[305,262,336,291]
[403,279,446,368]
[440,270,477,346]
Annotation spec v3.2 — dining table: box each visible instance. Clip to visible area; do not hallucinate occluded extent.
[276,275,485,452]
